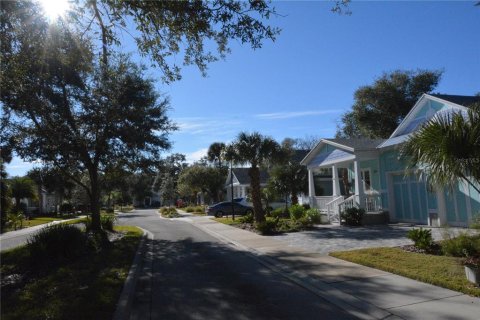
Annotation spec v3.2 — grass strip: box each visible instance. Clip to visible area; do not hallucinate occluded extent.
[0,225,143,320]
[330,247,480,297]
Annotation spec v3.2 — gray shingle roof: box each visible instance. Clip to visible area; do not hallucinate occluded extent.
[324,138,385,150]
[232,168,269,185]
[430,94,480,107]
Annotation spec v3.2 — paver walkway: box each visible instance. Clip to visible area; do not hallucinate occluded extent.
[181,213,480,320]
[271,224,456,255]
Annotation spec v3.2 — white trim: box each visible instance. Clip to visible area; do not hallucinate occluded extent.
[307,155,356,170]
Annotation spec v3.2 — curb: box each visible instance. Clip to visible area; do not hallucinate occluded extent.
[189,220,393,320]
[113,227,154,320]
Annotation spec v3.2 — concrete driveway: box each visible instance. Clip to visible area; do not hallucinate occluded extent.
[272,224,454,255]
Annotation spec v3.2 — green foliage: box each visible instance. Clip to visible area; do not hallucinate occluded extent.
[255,218,278,235]
[60,203,74,214]
[6,212,25,231]
[27,224,88,266]
[305,208,321,224]
[177,165,226,204]
[401,103,480,193]
[407,228,433,250]
[239,213,254,224]
[289,204,305,220]
[184,206,195,213]
[229,132,283,223]
[336,70,442,138]
[470,213,480,229]
[270,207,286,219]
[9,176,37,212]
[341,207,365,226]
[159,207,180,218]
[441,233,480,257]
[100,214,117,231]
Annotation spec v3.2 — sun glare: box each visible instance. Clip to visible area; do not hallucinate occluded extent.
[38,0,70,19]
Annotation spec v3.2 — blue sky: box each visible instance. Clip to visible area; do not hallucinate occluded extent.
[6,1,480,175]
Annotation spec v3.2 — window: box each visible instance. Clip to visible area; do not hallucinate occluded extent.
[361,169,371,191]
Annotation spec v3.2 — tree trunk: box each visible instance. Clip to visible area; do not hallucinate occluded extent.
[291,193,298,205]
[249,166,265,223]
[88,168,102,231]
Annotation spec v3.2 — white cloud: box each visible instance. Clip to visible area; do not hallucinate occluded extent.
[185,148,208,163]
[254,109,341,120]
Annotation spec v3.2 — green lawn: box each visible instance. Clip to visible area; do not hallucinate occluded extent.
[213,217,243,225]
[0,225,143,320]
[330,247,480,297]
[2,216,80,233]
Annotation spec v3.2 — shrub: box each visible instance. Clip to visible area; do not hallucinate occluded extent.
[7,212,25,230]
[270,207,286,219]
[185,206,195,213]
[305,208,321,224]
[105,207,115,214]
[255,218,277,235]
[441,232,479,257]
[239,213,254,224]
[276,219,301,233]
[302,203,311,210]
[59,203,74,213]
[101,214,116,231]
[160,207,180,218]
[289,204,305,220]
[194,205,205,213]
[27,224,87,266]
[341,207,365,226]
[407,228,433,250]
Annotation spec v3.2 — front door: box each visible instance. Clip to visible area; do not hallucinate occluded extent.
[392,173,428,223]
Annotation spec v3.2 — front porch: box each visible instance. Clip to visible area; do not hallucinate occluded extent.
[301,138,385,224]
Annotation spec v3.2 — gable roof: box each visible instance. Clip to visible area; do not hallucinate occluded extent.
[232,168,269,185]
[429,94,480,107]
[323,138,385,151]
[300,138,383,166]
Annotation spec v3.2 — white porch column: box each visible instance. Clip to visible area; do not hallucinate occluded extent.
[332,165,340,197]
[308,169,315,198]
[354,160,365,208]
[436,188,447,226]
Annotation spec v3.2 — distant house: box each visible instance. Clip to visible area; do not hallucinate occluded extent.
[301,94,480,226]
[19,186,58,215]
[224,150,311,204]
[224,168,269,201]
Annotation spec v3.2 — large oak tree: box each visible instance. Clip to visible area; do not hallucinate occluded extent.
[1,7,175,230]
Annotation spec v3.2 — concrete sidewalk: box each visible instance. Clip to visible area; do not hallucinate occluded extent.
[187,215,480,320]
[0,216,85,251]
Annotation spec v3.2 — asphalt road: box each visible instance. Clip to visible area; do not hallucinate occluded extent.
[118,209,358,320]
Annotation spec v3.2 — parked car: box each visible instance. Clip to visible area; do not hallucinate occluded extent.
[207,201,253,218]
[233,197,290,212]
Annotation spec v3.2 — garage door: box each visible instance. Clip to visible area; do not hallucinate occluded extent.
[392,173,428,223]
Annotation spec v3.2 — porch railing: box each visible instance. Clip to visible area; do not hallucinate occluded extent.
[365,194,382,212]
[326,196,344,223]
[312,196,336,213]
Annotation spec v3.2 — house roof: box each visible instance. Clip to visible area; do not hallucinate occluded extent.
[232,168,269,185]
[323,138,385,151]
[430,94,480,107]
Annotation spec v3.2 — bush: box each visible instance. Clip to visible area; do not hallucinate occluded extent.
[194,205,205,213]
[159,207,180,218]
[101,214,116,231]
[289,204,305,220]
[185,206,195,213]
[276,219,301,233]
[407,228,433,250]
[270,207,286,219]
[105,207,115,214]
[239,213,254,224]
[7,212,25,230]
[441,232,479,257]
[27,224,87,266]
[305,208,321,224]
[59,203,74,214]
[255,218,277,235]
[302,203,311,210]
[341,207,365,226]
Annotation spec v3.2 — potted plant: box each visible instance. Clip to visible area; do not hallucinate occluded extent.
[463,255,480,285]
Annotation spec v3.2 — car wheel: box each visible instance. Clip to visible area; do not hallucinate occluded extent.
[215,211,224,218]
[245,209,253,215]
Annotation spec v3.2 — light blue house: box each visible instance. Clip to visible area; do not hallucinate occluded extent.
[301,94,480,227]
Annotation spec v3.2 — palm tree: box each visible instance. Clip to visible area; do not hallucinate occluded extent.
[9,176,37,213]
[207,142,226,168]
[231,132,282,223]
[401,103,480,194]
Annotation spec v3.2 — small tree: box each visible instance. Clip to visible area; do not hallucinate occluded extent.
[230,132,282,223]
[401,103,480,194]
[9,176,37,214]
